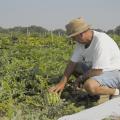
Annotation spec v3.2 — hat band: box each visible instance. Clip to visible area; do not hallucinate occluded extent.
[68,25,90,37]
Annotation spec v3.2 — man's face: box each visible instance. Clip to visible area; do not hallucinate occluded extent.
[71,31,89,44]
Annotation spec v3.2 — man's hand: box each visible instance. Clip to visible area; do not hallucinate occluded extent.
[74,75,84,90]
[49,79,67,93]
[49,61,77,93]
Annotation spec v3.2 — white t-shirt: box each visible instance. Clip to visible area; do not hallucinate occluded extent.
[71,31,120,71]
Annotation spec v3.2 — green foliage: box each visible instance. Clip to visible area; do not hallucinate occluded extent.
[0,34,84,120]
[1,32,118,120]
[109,34,120,47]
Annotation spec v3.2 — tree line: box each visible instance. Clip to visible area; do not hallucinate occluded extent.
[0,25,120,36]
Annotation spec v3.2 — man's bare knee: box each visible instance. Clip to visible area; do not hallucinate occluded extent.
[84,79,101,95]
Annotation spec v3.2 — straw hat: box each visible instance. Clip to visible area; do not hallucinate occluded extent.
[65,17,91,38]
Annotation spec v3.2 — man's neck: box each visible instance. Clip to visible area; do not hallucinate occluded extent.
[85,30,93,48]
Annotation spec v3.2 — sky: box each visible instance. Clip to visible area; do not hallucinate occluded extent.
[0,0,120,31]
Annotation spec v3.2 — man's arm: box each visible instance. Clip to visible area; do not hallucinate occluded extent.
[82,69,103,81]
[74,69,103,89]
[63,61,77,82]
[49,61,77,93]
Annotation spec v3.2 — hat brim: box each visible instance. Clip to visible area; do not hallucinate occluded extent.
[67,25,91,38]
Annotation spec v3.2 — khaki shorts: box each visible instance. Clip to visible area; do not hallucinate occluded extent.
[75,62,120,89]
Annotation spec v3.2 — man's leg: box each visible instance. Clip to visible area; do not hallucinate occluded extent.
[84,79,116,95]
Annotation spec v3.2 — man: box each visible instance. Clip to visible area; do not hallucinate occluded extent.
[49,17,120,98]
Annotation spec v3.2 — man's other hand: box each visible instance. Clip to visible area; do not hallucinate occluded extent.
[48,80,67,93]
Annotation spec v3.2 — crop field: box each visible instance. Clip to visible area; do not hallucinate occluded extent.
[0,33,120,120]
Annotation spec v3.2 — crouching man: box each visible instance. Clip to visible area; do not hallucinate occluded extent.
[49,17,120,99]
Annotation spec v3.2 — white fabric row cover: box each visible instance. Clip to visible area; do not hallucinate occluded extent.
[58,97,120,120]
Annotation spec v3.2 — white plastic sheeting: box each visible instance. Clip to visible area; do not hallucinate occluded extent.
[58,97,120,120]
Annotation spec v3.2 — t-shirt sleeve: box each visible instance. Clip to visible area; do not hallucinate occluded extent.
[70,44,83,62]
[92,40,111,69]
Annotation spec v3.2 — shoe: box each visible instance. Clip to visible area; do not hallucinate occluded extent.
[109,95,120,100]
[109,88,120,99]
